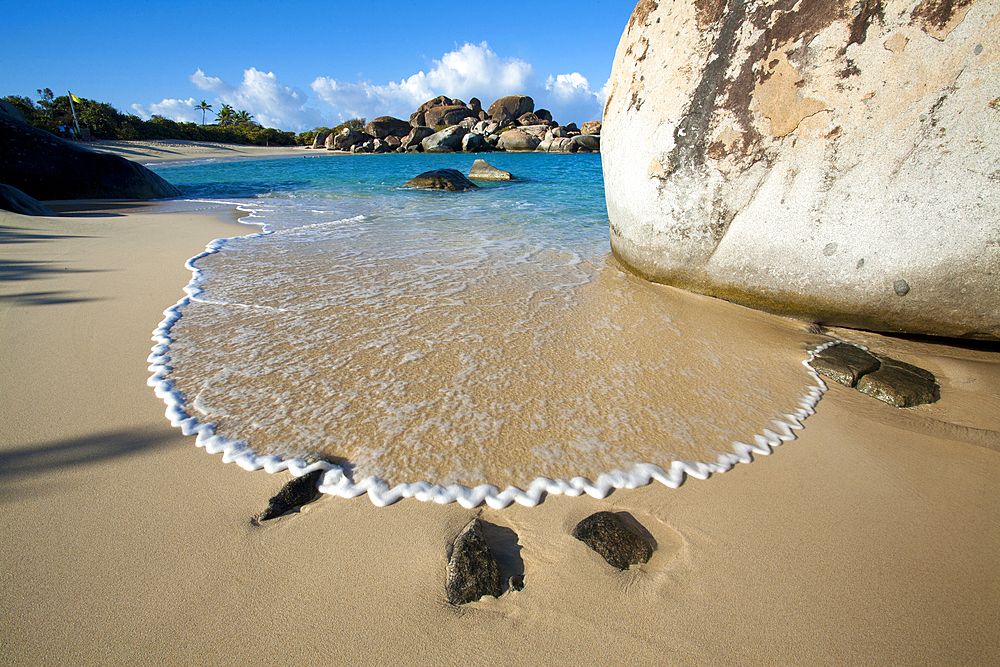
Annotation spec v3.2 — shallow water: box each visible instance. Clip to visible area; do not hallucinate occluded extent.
[151,152,822,498]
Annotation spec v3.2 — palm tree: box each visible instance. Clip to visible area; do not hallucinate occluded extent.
[195,100,213,126]
[215,103,235,126]
[234,109,255,126]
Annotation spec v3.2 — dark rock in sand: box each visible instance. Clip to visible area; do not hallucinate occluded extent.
[0,115,181,201]
[446,519,503,605]
[0,183,56,216]
[857,356,940,408]
[508,574,525,592]
[810,343,881,387]
[310,131,328,149]
[255,469,323,522]
[468,159,512,181]
[405,169,479,191]
[572,511,654,571]
[364,116,412,139]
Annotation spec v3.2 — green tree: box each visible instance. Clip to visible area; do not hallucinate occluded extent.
[215,103,235,126]
[195,100,213,126]
[234,109,255,126]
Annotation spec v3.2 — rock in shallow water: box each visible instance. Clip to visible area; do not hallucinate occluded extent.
[404,169,479,191]
[857,356,940,408]
[446,519,502,605]
[255,469,323,522]
[468,159,512,181]
[811,344,881,388]
[572,511,654,571]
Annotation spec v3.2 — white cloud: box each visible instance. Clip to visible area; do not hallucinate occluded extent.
[134,43,607,132]
[131,97,201,123]
[312,42,604,125]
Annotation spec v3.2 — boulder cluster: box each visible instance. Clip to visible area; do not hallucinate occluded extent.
[309,95,601,155]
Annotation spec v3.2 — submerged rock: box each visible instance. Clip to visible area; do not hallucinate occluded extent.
[255,469,323,522]
[572,511,654,571]
[857,356,940,408]
[811,344,881,388]
[446,519,502,605]
[468,159,512,181]
[404,169,479,191]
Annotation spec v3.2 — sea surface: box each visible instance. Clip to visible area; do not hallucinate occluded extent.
[148,152,823,505]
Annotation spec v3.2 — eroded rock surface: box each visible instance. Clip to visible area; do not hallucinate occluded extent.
[603,0,1000,340]
[404,169,479,191]
[446,519,502,605]
[810,343,939,407]
[468,159,513,181]
[255,469,323,522]
[572,511,654,571]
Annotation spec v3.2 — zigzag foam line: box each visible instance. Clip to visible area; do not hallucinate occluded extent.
[148,209,837,509]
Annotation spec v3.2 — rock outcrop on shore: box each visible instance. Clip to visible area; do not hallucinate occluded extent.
[311,94,601,155]
[603,0,999,340]
[0,110,181,201]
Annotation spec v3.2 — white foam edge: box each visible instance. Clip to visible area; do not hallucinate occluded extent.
[147,206,838,509]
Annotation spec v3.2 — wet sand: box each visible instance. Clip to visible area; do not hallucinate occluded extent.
[1,197,998,665]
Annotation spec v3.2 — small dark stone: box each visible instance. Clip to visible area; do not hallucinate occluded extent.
[404,169,479,191]
[255,469,323,522]
[857,356,940,407]
[810,343,881,387]
[572,511,654,571]
[446,519,502,605]
[508,575,525,592]
[893,279,911,296]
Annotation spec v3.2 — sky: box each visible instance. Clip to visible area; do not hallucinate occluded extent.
[1,1,637,132]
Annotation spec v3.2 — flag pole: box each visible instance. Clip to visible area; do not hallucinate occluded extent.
[67,91,81,136]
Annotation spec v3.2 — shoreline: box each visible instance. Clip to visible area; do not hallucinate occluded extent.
[2,185,998,664]
[84,138,318,164]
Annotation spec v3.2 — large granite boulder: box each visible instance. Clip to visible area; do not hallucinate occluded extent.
[468,159,513,181]
[603,0,1000,340]
[498,129,541,152]
[364,116,411,139]
[401,126,434,150]
[0,183,57,216]
[421,125,468,153]
[581,121,602,135]
[310,131,327,149]
[487,95,534,122]
[0,116,181,201]
[425,105,477,129]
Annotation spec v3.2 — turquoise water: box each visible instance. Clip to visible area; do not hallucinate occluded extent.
[148,152,821,505]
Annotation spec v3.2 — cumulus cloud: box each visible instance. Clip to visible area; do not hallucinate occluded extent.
[133,43,606,132]
[131,97,201,123]
[311,42,536,122]
[313,42,604,125]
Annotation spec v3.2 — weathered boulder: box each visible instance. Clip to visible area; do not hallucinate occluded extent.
[603,0,1000,340]
[372,138,393,153]
[384,135,402,149]
[425,105,477,129]
[409,111,426,127]
[330,127,371,151]
[401,126,434,151]
[469,97,483,115]
[461,132,487,153]
[498,129,541,152]
[364,116,412,139]
[255,470,323,522]
[487,95,534,121]
[535,108,553,122]
[538,137,579,153]
[581,120,602,135]
[517,112,542,126]
[0,99,27,123]
[572,512,654,571]
[417,95,454,114]
[0,183,57,216]
[0,115,181,201]
[404,169,479,191]
[421,125,468,153]
[324,132,337,150]
[310,131,327,149]
[445,519,502,605]
[468,159,513,181]
[857,356,940,408]
[458,116,479,131]
[573,134,600,151]
[810,343,881,387]
[563,122,580,134]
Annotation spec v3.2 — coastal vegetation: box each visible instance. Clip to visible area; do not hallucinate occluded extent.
[1,89,297,146]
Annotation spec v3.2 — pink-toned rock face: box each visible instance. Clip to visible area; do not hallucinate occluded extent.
[603,0,1000,340]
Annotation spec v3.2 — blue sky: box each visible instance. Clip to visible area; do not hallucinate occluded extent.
[2,1,637,132]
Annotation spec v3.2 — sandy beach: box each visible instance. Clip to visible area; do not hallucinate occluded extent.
[2,145,999,665]
[84,139,314,164]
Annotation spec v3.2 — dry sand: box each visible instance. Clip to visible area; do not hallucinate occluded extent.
[84,139,315,163]
[1,180,998,664]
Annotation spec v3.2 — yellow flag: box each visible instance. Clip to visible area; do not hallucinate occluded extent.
[70,93,82,103]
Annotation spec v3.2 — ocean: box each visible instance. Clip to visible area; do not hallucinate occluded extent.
[147,152,825,507]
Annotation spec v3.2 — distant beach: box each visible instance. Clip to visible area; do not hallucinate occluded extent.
[1,144,998,664]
